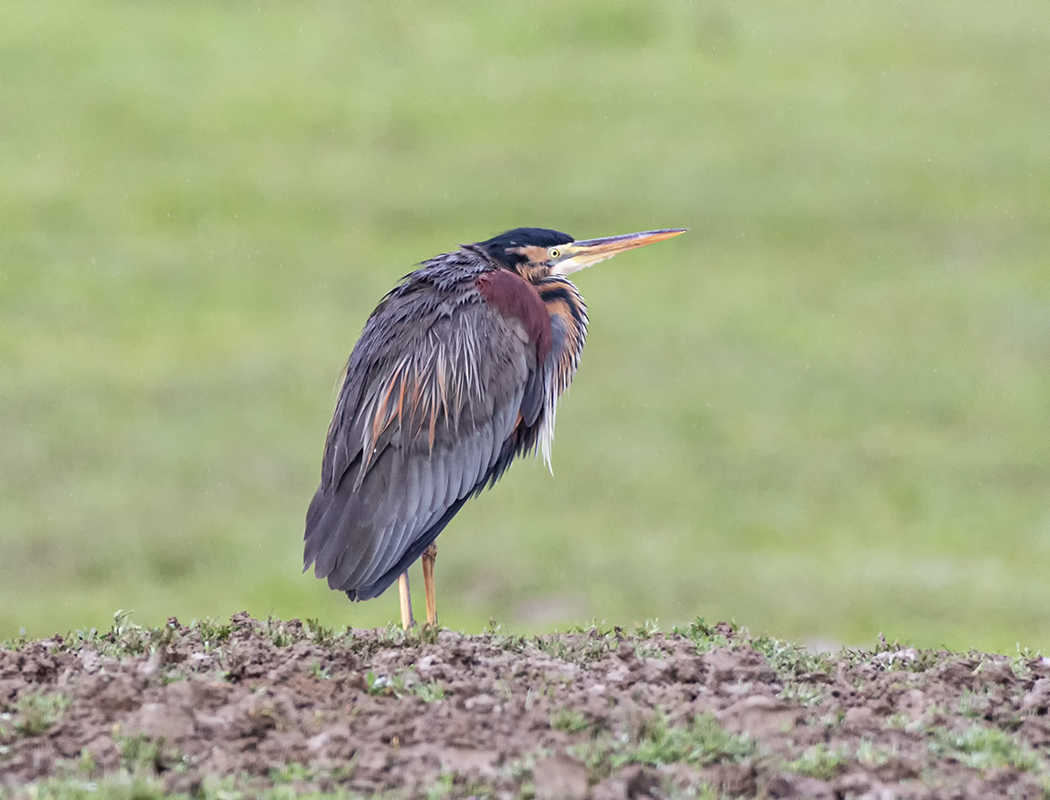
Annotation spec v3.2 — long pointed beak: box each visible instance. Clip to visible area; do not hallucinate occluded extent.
[552,228,687,276]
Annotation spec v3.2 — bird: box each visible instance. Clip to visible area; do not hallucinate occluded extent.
[304,226,686,629]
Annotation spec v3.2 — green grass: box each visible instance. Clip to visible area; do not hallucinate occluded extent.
[626,714,755,769]
[930,724,1044,773]
[551,707,590,734]
[2,1,1050,652]
[782,743,850,781]
[8,691,71,737]
[569,712,755,778]
[7,772,373,800]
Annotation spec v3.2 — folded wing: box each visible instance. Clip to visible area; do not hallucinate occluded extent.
[303,275,543,600]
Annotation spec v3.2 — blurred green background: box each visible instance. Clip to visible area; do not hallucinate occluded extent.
[2,1,1049,653]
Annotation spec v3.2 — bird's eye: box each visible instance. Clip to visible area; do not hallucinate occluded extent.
[548,247,561,260]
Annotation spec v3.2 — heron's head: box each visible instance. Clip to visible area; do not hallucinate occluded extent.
[476,227,687,284]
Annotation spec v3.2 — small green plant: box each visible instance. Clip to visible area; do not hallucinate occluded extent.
[263,616,293,647]
[117,734,162,772]
[303,617,336,646]
[365,670,409,698]
[568,713,753,778]
[483,620,528,651]
[634,619,661,639]
[193,617,234,652]
[506,752,537,785]
[1012,644,1045,678]
[614,713,754,769]
[532,629,618,664]
[957,689,992,720]
[550,707,589,733]
[115,733,187,774]
[779,682,825,707]
[376,622,410,646]
[308,660,332,680]
[886,712,911,730]
[1,628,29,652]
[77,748,96,777]
[752,635,831,678]
[269,761,314,784]
[689,784,726,800]
[634,643,666,660]
[820,710,846,729]
[856,738,896,767]
[110,609,136,637]
[13,691,70,736]
[69,610,161,658]
[14,771,167,799]
[930,724,1043,772]
[425,771,456,800]
[677,618,733,653]
[782,743,850,780]
[414,682,446,703]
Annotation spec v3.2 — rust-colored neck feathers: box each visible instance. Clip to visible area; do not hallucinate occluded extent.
[475,269,553,365]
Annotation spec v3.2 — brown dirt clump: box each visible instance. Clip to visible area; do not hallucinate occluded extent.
[2,613,1049,798]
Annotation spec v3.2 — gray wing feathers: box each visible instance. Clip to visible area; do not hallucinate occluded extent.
[332,412,513,592]
[304,287,535,597]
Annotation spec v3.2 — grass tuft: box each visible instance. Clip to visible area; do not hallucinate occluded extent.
[550,707,589,733]
[782,743,850,780]
[12,691,71,737]
[930,724,1044,772]
[572,712,754,777]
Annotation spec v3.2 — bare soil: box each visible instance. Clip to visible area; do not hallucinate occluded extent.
[2,613,1050,798]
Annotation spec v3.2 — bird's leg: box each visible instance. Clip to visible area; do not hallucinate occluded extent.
[422,543,438,627]
[398,571,415,630]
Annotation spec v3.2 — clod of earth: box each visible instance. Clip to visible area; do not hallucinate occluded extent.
[1,613,1049,798]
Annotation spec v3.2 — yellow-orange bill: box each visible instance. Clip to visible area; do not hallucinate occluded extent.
[554,228,687,274]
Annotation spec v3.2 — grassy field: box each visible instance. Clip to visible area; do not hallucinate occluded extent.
[2,1,1049,652]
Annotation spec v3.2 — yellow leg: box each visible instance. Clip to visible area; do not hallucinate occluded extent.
[398,572,414,630]
[422,543,438,626]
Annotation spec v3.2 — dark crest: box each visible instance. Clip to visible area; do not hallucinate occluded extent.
[476,228,574,269]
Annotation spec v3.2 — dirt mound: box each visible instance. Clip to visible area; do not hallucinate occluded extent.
[2,613,1049,798]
